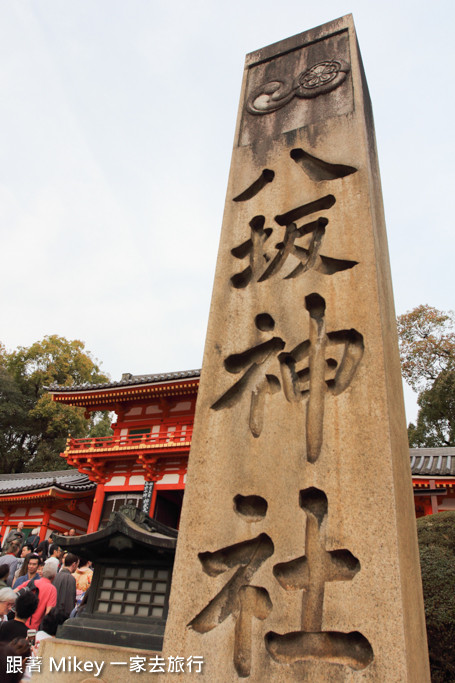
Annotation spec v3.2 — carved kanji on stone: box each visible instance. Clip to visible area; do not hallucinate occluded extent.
[231,151,358,289]
[282,292,364,462]
[164,20,430,681]
[189,490,374,677]
[266,487,374,671]
[188,532,273,678]
[211,312,285,438]
[211,294,364,462]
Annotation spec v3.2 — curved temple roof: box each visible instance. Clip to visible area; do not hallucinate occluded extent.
[1,449,454,499]
[410,447,455,477]
[0,470,96,495]
[47,369,201,393]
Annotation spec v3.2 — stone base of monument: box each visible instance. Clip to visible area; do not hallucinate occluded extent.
[33,638,159,682]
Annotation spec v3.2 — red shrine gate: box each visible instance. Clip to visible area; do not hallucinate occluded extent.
[1,370,454,543]
[48,370,199,533]
[0,471,95,542]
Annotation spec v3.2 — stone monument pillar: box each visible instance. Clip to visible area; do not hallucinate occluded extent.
[163,15,430,681]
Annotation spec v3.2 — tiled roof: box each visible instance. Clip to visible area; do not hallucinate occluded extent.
[46,369,201,393]
[410,447,455,477]
[0,470,95,494]
[1,447,453,497]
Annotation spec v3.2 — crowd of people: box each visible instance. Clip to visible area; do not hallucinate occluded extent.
[0,525,93,681]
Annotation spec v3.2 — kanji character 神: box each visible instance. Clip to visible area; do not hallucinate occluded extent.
[211,294,363,461]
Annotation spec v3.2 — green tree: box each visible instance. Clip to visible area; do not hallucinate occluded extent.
[408,370,455,447]
[397,305,455,446]
[0,335,112,474]
[397,304,455,392]
[417,512,455,683]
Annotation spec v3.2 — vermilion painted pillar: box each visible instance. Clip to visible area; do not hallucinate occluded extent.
[149,483,158,518]
[87,484,105,533]
[40,508,51,541]
[430,479,439,514]
[0,508,11,545]
[422,498,433,516]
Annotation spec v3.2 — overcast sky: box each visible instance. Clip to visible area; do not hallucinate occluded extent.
[1,1,453,423]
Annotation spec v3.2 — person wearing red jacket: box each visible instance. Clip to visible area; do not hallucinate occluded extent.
[24,563,57,631]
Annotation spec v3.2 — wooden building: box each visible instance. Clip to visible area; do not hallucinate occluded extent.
[1,371,454,543]
[410,447,455,517]
[0,370,198,544]
[0,470,95,542]
[48,370,199,534]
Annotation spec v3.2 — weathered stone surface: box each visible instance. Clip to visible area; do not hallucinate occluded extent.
[163,15,430,681]
[32,638,158,682]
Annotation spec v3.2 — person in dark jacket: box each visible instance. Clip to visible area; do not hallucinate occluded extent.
[53,553,78,617]
[0,591,38,642]
[26,528,40,551]
[36,540,49,561]
[35,607,68,646]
